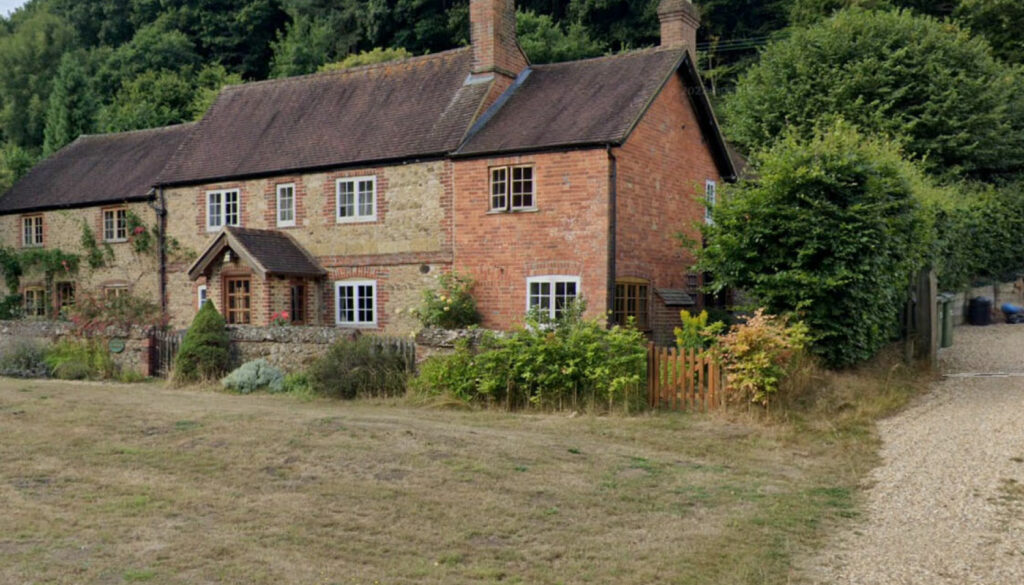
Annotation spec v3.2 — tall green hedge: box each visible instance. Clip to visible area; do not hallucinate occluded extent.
[700,121,931,368]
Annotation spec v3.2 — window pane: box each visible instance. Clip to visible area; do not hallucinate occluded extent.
[290,285,305,323]
[512,166,534,209]
[491,167,508,210]
[338,182,355,218]
[116,209,127,240]
[225,191,239,226]
[358,180,374,217]
[278,186,294,223]
[104,211,114,240]
[208,192,221,227]
[529,282,550,310]
[338,285,354,322]
[357,284,374,322]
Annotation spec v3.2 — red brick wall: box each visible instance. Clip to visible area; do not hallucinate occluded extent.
[452,150,611,329]
[615,70,722,343]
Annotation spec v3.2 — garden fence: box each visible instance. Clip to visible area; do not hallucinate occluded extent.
[647,343,727,412]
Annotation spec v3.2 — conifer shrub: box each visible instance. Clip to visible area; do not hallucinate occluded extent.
[173,301,229,384]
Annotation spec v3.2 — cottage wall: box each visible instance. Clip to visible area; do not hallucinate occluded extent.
[163,160,453,335]
[452,150,611,329]
[615,72,723,344]
[0,202,161,313]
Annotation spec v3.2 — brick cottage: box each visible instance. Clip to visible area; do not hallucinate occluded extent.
[0,0,736,346]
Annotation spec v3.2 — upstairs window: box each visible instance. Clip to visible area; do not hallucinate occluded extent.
[22,215,43,247]
[337,177,376,223]
[277,183,296,227]
[103,208,128,242]
[490,165,534,211]
[705,180,717,225]
[614,280,650,329]
[207,189,240,231]
[527,276,580,320]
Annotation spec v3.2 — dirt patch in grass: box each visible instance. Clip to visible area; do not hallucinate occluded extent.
[0,372,910,585]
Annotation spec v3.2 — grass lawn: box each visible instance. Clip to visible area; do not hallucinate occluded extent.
[0,376,882,585]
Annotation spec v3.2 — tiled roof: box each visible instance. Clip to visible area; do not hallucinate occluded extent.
[159,48,487,185]
[188,227,326,280]
[457,48,687,156]
[0,124,194,214]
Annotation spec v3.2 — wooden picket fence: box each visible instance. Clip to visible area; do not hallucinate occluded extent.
[647,343,729,412]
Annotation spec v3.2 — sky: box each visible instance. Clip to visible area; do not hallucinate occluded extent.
[0,0,27,17]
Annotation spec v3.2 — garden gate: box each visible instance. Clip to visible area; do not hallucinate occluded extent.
[150,330,183,378]
[647,343,728,412]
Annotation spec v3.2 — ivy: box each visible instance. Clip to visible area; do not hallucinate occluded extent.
[80,220,114,269]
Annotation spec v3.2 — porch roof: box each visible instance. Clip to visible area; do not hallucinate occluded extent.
[188,227,326,281]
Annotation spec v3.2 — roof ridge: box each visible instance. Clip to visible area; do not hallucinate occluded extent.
[76,122,198,141]
[531,46,685,70]
[219,47,472,93]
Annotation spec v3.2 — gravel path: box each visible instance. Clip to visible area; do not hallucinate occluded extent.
[800,324,1024,584]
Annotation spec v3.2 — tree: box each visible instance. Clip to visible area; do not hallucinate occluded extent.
[43,51,99,155]
[699,122,931,368]
[725,9,1024,182]
[173,300,230,383]
[955,0,1024,65]
[0,142,37,194]
[97,70,197,132]
[517,10,606,64]
[268,13,337,77]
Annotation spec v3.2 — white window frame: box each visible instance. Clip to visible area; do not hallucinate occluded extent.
[490,165,535,212]
[526,275,581,319]
[276,183,296,227]
[103,208,128,242]
[22,215,43,247]
[197,285,208,309]
[335,279,377,327]
[705,180,717,225]
[207,189,240,232]
[336,176,377,223]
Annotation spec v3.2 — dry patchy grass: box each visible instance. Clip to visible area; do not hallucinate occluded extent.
[0,371,908,585]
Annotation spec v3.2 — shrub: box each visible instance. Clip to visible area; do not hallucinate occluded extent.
[0,341,49,378]
[715,309,811,408]
[173,301,229,384]
[674,310,725,351]
[699,121,930,368]
[307,336,409,399]
[412,302,648,411]
[221,359,285,394]
[413,272,480,329]
[282,371,313,396]
[43,339,116,380]
[68,291,165,334]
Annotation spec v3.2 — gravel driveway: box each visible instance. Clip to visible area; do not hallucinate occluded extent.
[800,324,1024,584]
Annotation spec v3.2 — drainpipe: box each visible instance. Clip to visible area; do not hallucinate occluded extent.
[607,145,618,327]
[146,187,168,320]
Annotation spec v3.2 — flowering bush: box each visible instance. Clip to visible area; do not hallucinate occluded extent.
[68,291,166,335]
[714,309,810,408]
[674,310,725,351]
[413,272,480,329]
[271,310,290,326]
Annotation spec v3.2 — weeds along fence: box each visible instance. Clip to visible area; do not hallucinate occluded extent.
[647,343,727,412]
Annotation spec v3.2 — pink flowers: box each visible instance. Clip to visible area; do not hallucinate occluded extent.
[133,226,146,235]
[271,310,291,326]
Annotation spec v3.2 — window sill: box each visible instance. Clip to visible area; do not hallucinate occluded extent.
[486,207,539,215]
[104,238,128,244]
[336,322,378,329]
[276,222,297,229]
[22,244,43,249]
[336,217,377,225]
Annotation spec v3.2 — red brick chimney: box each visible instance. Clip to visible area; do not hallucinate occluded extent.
[470,0,528,78]
[658,0,700,56]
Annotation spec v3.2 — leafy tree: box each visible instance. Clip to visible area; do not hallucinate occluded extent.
[955,0,1024,64]
[268,13,337,77]
[0,10,76,150]
[517,10,606,64]
[190,64,243,118]
[699,121,931,368]
[97,70,197,132]
[318,47,413,72]
[726,9,1024,181]
[43,51,99,155]
[173,299,230,383]
[0,142,37,194]
[48,0,137,47]
[567,0,659,52]
[97,21,201,95]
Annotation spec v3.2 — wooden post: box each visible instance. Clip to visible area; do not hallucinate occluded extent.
[915,268,938,366]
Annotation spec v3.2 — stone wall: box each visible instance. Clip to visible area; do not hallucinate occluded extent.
[225,325,360,370]
[0,320,155,376]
